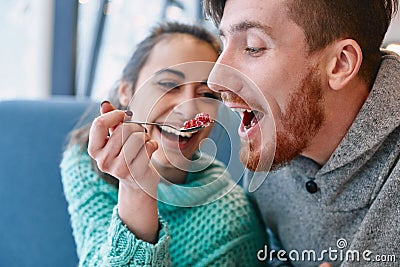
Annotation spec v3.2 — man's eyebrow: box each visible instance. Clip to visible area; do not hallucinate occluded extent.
[219,20,273,37]
[154,68,185,79]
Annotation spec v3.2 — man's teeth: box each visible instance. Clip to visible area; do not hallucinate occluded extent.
[231,108,255,119]
[159,125,193,138]
[230,108,265,129]
[231,108,252,113]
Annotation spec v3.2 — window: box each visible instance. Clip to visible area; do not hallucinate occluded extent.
[0,0,53,99]
[76,0,210,100]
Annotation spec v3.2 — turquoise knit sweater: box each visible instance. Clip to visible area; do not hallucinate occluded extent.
[61,145,268,266]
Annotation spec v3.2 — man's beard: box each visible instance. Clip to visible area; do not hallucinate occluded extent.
[242,67,325,171]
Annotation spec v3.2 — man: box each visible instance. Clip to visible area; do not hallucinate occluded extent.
[204,0,400,266]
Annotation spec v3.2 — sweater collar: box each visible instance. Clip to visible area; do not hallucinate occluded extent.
[319,51,400,174]
[157,153,234,211]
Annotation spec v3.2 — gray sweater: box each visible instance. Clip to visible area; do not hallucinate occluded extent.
[247,51,400,267]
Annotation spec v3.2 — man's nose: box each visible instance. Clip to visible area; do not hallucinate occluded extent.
[208,51,242,93]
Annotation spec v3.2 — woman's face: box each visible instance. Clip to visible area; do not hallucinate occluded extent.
[119,34,220,180]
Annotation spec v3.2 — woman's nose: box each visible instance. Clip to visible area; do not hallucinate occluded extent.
[172,85,199,118]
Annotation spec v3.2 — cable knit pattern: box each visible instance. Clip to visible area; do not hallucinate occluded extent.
[61,145,267,266]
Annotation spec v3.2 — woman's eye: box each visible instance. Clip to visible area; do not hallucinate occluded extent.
[201,92,220,100]
[158,81,179,90]
[244,46,266,56]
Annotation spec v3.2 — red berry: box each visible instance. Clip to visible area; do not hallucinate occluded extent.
[182,112,211,129]
[183,120,192,129]
[195,112,210,124]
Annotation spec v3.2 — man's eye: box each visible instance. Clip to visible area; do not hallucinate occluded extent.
[244,46,266,56]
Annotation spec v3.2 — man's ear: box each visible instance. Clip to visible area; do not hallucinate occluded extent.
[118,81,133,107]
[326,39,362,91]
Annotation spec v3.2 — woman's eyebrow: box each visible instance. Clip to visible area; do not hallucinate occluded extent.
[155,68,185,79]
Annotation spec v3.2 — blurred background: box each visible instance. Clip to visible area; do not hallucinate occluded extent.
[0,0,215,100]
[0,0,398,101]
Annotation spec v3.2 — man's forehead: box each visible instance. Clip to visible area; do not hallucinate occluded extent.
[218,0,286,36]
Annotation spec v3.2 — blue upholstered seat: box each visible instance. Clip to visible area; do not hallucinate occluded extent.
[0,98,96,267]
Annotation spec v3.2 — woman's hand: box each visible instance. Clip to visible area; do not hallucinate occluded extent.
[87,101,160,243]
[88,101,159,191]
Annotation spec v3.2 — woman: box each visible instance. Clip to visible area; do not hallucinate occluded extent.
[61,21,269,266]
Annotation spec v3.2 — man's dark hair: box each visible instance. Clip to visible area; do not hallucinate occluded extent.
[203,0,399,87]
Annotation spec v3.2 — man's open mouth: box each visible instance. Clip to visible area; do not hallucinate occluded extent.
[232,109,265,130]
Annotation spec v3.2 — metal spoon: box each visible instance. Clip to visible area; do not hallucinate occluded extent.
[124,120,211,133]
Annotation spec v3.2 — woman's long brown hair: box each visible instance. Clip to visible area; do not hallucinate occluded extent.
[67,21,221,186]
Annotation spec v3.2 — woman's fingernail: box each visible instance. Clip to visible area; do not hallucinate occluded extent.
[124,110,133,117]
[100,100,110,107]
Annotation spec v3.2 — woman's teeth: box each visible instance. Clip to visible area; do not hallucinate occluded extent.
[158,125,194,138]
